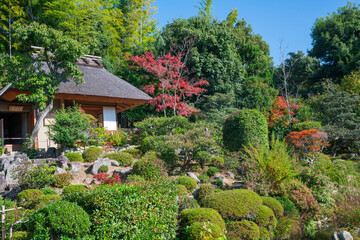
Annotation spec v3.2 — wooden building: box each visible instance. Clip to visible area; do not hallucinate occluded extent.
[0,56,151,152]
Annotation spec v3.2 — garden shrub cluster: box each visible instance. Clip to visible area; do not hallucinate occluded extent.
[227,220,260,240]
[132,151,167,180]
[82,147,103,162]
[64,152,84,162]
[54,173,73,188]
[104,152,134,166]
[176,176,197,191]
[122,148,142,158]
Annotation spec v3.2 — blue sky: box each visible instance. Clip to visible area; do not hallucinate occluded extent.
[154,0,359,66]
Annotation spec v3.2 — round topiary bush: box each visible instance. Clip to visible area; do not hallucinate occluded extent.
[201,189,262,220]
[259,226,274,240]
[132,151,167,180]
[261,196,284,218]
[32,194,62,209]
[64,152,84,162]
[275,196,299,216]
[17,189,44,209]
[223,109,269,151]
[226,220,260,240]
[195,151,212,167]
[180,208,225,230]
[178,197,199,213]
[41,188,57,195]
[123,148,142,158]
[98,165,109,173]
[104,152,134,166]
[211,156,225,168]
[206,166,219,177]
[195,184,215,203]
[185,222,225,240]
[54,173,73,188]
[27,201,91,239]
[198,174,210,183]
[255,205,277,230]
[176,176,197,191]
[82,147,103,162]
[62,185,87,195]
[176,184,189,199]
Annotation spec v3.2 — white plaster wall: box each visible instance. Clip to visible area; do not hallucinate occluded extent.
[103,107,117,131]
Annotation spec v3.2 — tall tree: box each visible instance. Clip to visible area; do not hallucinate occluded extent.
[0,22,84,147]
[196,0,214,22]
[310,2,360,83]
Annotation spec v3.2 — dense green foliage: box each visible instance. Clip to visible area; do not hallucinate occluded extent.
[179,208,226,230]
[255,205,277,230]
[32,194,62,209]
[65,180,178,239]
[201,189,262,220]
[132,151,167,180]
[27,201,91,239]
[17,189,44,209]
[54,173,73,188]
[223,109,269,151]
[64,152,84,162]
[185,221,226,240]
[13,163,56,189]
[261,197,284,218]
[227,220,260,240]
[195,184,215,203]
[176,176,198,191]
[82,147,103,162]
[62,184,88,196]
[104,152,134,166]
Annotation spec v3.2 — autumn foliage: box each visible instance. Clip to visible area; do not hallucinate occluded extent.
[267,96,300,128]
[93,173,121,185]
[128,51,209,116]
[285,129,329,155]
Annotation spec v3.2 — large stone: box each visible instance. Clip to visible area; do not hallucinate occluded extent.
[69,162,82,173]
[224,171,236,179]
[110,160,119,167]
[45,147,58,158]
[57,155,69,168]
[0,172,6,192]
[4,187,22,201]
[187,172,200,183]
[113,169,132,182]
[54,167,67,175]
[91,158,111,175]
[333,230,354,240]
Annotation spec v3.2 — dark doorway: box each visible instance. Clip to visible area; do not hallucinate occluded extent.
[0,112,28,145]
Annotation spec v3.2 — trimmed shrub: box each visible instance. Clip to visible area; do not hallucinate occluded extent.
[255,205,277,230]
[132,151,167,180]
[214,178,223,188]
[274,216,299,240]
[227,220,260,240]
[260,226,274,240]
[178,197,199,213]
[211,156,225,168]
[123,148,142,158]
[62,185,87,195]
[64,179,178,239]
[9,231,28,240]
[275,196,299,216]
[206,166,219,177]
[141,135,178,166]
[201,189,262,220]
[198,174,210,183]
[126,175,145,183]
[27,201,91,239]
[261,197,284,218]
[180,208,225,230]
[176,185,189,199]
[41,188,57,195]
[17,189,44,209]
[64,152,84,162]
[190,164,202,172]
[98,165,109,173]
[176,176,197,191]
[195,184,215,203]
[293,120,322,131]
[32,194,62,209]
[185,222,225,240]
[104,152,134,166]
[82,147,103,162]
[54,173,73,188]
[223,109,269,151]
[194,151,212,167]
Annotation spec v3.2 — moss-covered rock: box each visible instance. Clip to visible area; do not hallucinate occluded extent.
[180,208,225,230]
[185,222,225,240]
[201,189,262,220]
[82,147,103,162]
[176,176,198,191]
[255,205,277,230]
[227,220,260,240]
[195,184,215,203]
[261,196,284,218]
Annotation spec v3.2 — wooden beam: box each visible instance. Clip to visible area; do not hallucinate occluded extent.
[1,89,28,102]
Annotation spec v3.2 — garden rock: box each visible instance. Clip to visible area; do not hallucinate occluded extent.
[214,175,224,181]
[92,158,111,175]
[4,187,22,201]
[54,167,67,175]
[34,159,47,165]
[110,160,120,167]
[0,172,6,192]
[69,162,82,172]
[84,177,93,185]
[332,230,354,240]
[187,172,200,183]
[45,147,58,158]
[224,171,236,179]
[57,155,69,168]
[113,169,132,182]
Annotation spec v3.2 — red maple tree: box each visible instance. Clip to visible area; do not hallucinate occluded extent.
[285,129,329,156]
[267,96,300,128]
[128,52,209,116]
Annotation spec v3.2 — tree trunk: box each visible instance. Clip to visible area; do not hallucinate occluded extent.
[29,99,54,148]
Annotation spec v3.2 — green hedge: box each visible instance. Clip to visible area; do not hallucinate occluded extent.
[64,152,84,162]
[223,109,269,151]
[64,179,178,239]
[176,176,197,191]
[82,147,103,162]
[201,189,262,220]
[104,152,134,166]
[27,201,91,239]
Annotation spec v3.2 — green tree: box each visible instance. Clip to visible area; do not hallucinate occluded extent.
[48,105,95,150]
[309,2,360,83]
[196,0,214,22]
[0,22,84,147]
